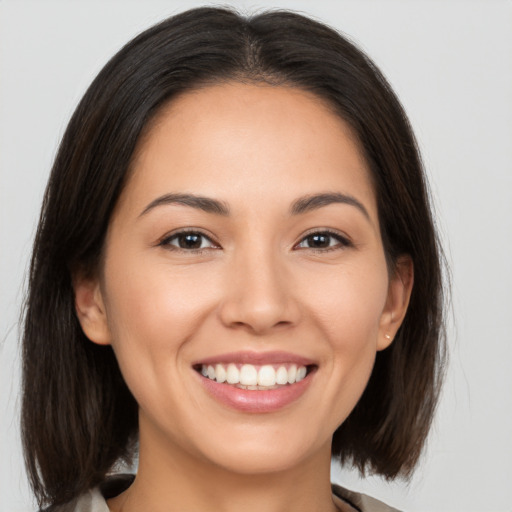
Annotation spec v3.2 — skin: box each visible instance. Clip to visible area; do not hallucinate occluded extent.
[75,83,413,512]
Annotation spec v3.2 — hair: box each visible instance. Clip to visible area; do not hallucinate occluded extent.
[21,6,446,509]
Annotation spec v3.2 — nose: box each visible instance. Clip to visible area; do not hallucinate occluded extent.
[218,249,301,335]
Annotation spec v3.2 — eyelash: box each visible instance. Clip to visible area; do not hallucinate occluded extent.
[159,230,219,253]
[158,229,352,254]
[294,229,352,252]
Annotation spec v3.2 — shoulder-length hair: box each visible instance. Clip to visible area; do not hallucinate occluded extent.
[21,6,446,509]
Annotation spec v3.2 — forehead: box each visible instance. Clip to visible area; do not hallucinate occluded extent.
[121,82,377,221]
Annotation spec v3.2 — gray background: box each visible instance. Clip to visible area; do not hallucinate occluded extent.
[1,1,511,510]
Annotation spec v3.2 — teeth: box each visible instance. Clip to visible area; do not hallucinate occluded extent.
[287,364,297,384]
[257,365,275,386]
[296,366,307,382]
[215,364,226,383]
[226,364,239,384]
[199,362,309,387]
[239,364,258,386]
[276,366,288,385]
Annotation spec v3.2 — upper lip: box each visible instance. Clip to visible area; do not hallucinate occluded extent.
[192,351,316,367]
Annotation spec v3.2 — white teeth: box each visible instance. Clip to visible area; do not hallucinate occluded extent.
[200,362,309,387]
[215,364,226,383]
[276,366,288,385]
[296,366,307,382]
[287,364,297,384]
[257,365,276,386]
[226,364,239,384]
[239,364,258,386]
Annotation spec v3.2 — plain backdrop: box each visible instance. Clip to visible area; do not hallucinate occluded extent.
[1,1,511,511]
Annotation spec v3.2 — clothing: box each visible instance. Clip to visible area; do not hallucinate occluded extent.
[48,474,401,512]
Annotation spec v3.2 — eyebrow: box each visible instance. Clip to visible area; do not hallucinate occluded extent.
[290,192,370,220]
[139,191,369,220]
[139,193,230,217]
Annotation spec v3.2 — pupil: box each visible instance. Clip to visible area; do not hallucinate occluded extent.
[309,234,329,248]
[179,233,201,249]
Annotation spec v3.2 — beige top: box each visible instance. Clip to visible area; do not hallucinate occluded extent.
[52,478,401,512]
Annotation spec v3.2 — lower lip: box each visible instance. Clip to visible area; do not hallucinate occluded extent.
[196,370,314,413]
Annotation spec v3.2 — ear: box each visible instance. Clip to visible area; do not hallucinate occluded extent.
[378,255,414,351]
[73,274,112,345]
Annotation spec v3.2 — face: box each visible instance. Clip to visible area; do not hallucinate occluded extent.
[75,83,412,476]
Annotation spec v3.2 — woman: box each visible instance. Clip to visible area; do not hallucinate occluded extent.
[21,7,445,512]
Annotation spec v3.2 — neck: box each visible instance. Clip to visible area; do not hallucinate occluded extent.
[108,418,342,512]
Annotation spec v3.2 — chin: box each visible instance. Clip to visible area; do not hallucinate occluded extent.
[193,425,331,476]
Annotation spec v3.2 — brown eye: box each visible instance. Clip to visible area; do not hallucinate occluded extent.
[296,231,351,250]
[305,234,331,248]
[161,231,217,251]
[179,233,203,249]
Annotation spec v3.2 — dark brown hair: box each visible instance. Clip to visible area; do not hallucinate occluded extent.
[21,6,446,509]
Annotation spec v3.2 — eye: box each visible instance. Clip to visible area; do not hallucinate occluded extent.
[160,230,218,251]
[295,230,351,251]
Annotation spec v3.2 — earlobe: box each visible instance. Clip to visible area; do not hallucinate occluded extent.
[73,274,112,346]
[378,255,414,351]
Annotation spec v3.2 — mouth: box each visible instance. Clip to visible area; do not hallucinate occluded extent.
[192,352,317,412]
[193,362,316,390]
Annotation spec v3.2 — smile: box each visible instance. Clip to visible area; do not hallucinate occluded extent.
[193,352,317,412]
[198,363,308,389]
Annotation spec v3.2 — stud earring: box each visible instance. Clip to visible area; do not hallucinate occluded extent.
[385,334,392,341]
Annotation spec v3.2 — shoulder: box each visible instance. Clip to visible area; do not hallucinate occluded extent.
[45,476,400,512]
[332,484,403,512]
[40,488,108,512]
[41,474,135,512]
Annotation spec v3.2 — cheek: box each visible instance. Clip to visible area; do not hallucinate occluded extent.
[105,250,216,331]
[302,259,389,344]
[101,255,221,394]
[299,260,389,417]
